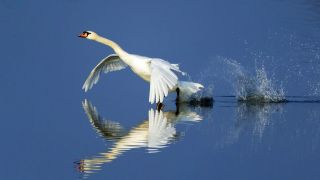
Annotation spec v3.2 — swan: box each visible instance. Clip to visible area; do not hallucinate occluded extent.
[78,31,204,108]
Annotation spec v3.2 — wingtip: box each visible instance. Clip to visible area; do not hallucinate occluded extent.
[82,84,89,92]
[82,87,88,92]
[82,99,88,107]
[149,98,154,104]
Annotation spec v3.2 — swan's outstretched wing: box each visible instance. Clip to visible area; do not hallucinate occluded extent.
[83,54,127,92]
[149,59,185,104]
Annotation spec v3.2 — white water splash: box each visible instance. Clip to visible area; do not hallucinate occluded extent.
[237,66,285,102]
[208,56,286,102]
[229,59,285,102]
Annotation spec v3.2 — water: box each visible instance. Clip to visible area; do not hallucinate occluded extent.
[205,57,286,102]
[1,0,320,179]
[77,100,203,177]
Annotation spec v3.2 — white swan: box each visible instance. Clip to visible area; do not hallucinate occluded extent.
[78,31,204,106]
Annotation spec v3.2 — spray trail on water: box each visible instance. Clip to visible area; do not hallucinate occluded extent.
[197,56,286,103]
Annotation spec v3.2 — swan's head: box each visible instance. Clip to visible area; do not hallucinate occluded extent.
[78,31,98,40]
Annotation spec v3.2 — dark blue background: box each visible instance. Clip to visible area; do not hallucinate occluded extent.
[1,0,320,179]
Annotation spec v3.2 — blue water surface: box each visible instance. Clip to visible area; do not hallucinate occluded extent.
[1,0,320,179]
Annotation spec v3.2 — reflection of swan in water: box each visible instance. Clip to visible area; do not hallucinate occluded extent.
[76,99,203,175]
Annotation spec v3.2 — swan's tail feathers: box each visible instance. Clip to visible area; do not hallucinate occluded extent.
[177,81,204,102]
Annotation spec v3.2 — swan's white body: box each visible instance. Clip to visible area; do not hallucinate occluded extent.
[80,31,203,104]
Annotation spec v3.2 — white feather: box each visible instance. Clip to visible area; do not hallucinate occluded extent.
[149,59,185,103]
[82,54,127,92]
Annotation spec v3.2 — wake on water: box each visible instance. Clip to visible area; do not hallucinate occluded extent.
[196,56,287,103]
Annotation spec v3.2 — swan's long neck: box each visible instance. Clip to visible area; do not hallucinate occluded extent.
[95,36,125,54]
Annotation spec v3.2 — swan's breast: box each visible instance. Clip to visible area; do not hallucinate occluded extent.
[124,54,151,82]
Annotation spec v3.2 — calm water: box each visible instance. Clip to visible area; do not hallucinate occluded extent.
[1,0,320,179]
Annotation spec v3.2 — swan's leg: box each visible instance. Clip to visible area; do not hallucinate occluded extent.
[175,102,180,116]
[157,103,164,111]
[175,88,180,103]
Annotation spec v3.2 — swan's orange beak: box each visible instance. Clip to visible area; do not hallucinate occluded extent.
[78,32,88,38]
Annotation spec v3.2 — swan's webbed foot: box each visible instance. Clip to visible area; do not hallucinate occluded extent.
[156,103,164,111]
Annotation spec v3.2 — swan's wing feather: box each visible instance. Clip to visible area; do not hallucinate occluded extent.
[149,59,185,104]
[83,54,127,92]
